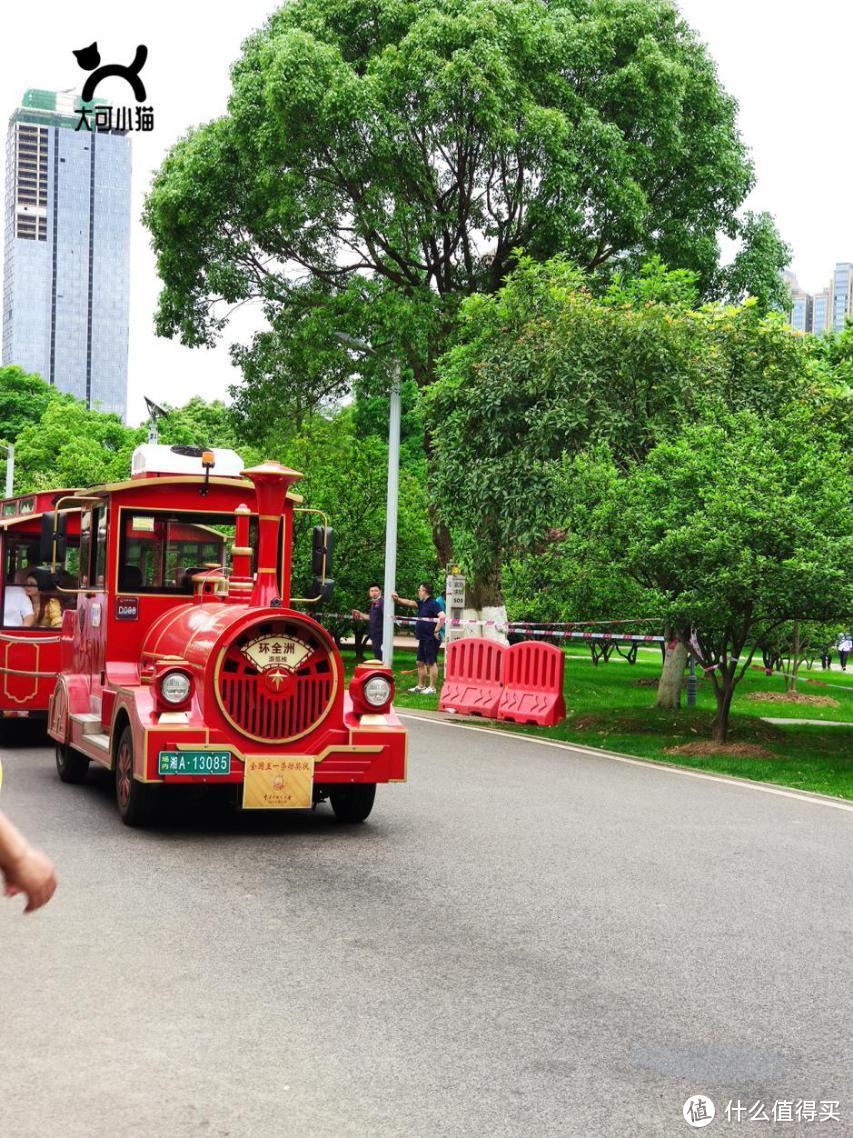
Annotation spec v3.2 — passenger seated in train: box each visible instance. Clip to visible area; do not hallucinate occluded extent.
[3,581,34,627]
[25,569,63,628]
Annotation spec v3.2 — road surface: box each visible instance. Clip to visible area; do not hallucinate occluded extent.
[0,715,849,1137]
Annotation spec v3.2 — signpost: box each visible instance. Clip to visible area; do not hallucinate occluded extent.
[445,566,466,643]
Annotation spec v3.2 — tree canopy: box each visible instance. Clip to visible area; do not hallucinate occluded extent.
[717,210,792,313]
[0,366,58,443]
[426,255,819,579]
[577,408,851,740]
[144,0,754,450]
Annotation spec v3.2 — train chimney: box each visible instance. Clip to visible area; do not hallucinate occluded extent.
[242,462,303,607]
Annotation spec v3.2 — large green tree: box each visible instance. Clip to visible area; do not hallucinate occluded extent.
[427,255,815,587]
[13,397,142,492]
[579,409,851,742]
[0,366,58,444]
[717,210,792,313]
[144,0,754,564]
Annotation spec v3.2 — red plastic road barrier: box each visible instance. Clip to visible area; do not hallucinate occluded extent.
[497,641,566,727]
[439,638,505,717]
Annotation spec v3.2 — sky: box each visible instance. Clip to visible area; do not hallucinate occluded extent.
[0,0,850,425]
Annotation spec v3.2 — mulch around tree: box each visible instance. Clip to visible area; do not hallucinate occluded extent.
[665,741,776,759]
[746,691,840,709]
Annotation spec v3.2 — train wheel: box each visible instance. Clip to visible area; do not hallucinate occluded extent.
[55,742,89,785]
[115,725,156,828]
[329,783,376,823]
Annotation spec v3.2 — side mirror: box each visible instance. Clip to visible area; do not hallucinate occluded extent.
[40,514,54,563]
[311,577,335,603]
[311,525,334,578]
[40,513,68,567]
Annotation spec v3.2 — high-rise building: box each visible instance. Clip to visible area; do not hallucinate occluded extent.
[784,271,813,334]
[2,89,130,419]
[812,288,831,336]
[830,262,853,333]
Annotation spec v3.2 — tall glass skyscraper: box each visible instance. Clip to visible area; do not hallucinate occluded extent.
[2,90,130,420]
[830,262,853,333]
[812,289,831,336]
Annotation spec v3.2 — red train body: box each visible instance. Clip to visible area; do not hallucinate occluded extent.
[0,448,405,825]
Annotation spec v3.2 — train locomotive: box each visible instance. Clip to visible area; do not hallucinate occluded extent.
[0,444,406,826]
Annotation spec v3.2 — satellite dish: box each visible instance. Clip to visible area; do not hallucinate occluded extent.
[144,396,168,420]
[144,396,169,443]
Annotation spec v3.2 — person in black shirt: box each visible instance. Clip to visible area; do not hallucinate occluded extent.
[392,583,445,694]
[352,584,384,661]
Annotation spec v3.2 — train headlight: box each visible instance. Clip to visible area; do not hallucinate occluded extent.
[160,671,192,705]
[363,675,392,708]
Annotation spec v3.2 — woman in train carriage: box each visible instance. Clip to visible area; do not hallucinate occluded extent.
[24,569,63,629]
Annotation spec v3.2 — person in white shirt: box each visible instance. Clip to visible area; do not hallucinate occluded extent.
[3,585,34,628]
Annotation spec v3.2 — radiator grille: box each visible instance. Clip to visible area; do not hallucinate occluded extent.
[216,619,334,742]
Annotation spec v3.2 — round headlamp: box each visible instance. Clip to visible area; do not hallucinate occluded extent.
[363,675,392,708]
[160,671,191,705]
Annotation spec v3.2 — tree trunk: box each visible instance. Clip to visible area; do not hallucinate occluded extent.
[788,621,801,694]
[459,561,508,645]
[429,510,455,568]
[656,631,688,709]
[711,679,736,744]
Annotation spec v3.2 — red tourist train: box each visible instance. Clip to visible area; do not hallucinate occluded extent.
[0,445,406,825]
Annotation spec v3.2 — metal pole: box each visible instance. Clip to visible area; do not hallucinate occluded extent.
[382,356,401,668]
[3,444,12,499]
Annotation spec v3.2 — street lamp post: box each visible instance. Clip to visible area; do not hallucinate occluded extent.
[0,442,14,499]
[333,334,401,668]
[382,356,401,668]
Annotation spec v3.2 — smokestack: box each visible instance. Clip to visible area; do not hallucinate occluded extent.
[242,462,303,607]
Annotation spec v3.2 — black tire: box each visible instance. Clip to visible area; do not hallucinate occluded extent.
[329,783,376,824]
[55,742,90,784]
[115,725,157,827]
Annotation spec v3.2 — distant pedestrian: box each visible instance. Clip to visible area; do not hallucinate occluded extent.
[392,583,445,694]
[838,634,852,672]
[820,645,833,671]
[352,584,384,661]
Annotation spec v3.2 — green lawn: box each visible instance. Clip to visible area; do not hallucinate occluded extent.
[348,646,853,800]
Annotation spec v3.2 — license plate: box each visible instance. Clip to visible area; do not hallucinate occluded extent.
[158,750,232,776]
[243,757,314,810]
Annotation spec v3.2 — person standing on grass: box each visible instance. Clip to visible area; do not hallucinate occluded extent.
[392,583,445,694]
[352,584,384,661]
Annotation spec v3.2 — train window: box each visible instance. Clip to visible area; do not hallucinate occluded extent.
[1,531,81,626]
[119,511,258,595]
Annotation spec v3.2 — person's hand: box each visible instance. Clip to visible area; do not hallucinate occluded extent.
[2,845,57,913]
[391,592,400,602]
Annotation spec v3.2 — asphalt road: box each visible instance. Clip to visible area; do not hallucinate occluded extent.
[0,715,850,1138]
